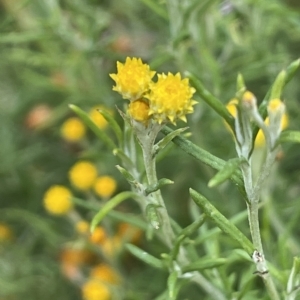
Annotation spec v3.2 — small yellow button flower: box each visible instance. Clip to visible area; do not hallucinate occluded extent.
[43,185,73,215]
[69,161,98,190]
[147,72,197,124]
[61,117,86,142]
[90,264,120,285]
[0,223,13,242]
[94,176,117,198]
[128,99,150,123]
[76,220,90,235]
[110,57,155,100]
[89,106,109,129]
[89,226,107,245]
[82,279,111,300]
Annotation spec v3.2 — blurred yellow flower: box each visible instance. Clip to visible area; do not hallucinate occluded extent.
[43,185,73,215]
[61,117,86,142]
[110,57,155,100]
[117,223,142,245]
[69,161,98,190]
[89,106,110,129]
[76,220,90,235]
[93,176,117,198]
[102,236,121,258]
[89,226,107,245]
[60,247,95,281]
[147,73,197,124]
[0,223,13,242]
[90,264,120,285]
[82,279,111,300]
[128,99,150,123]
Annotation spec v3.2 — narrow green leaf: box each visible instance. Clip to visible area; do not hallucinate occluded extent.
[182,258,227,273]
[113,149,135,168]
[90,191,143,232]
[140,0,168,20]
[72,197,147,230]
[270,70,286,100]
[125,243,165,269]
[115,165,136,184]
[208,157,246,188]
[161,126,245,196]
[287,257,300,296]
[194,209,248,245]
[69,104,116,150]
[154,127,188,155]
[190,188,254,254]
[186,72,235,130]
[145,178,174,195]
[278,130,300,144]
[171,215,206,260]
[97,108,123,146]
[236,73,246,97]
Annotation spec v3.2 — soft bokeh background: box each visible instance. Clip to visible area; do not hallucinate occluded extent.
[1,0,300,299]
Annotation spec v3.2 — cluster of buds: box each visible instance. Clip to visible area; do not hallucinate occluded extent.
[226,90,287,157]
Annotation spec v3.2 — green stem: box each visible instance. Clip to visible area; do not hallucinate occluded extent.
[134,123,226,300]
[139,125,175,248]
[242,154,280,300]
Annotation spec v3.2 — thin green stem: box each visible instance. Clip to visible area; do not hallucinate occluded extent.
[134,123,226,300]
[242,152,281,300]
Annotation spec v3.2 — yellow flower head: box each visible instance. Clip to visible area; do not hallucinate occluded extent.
[128,99,150,123]
[102,236,121,257]
[146,72,197,124]
[82,279,111,300]
[93,176,117,198]
[89,106,110,129]
[69,161,98,190]
[61,117,86,142]
[43,185,73,215]
[76,220,90,235]
[0,223,13,242]
[110,57,155,100]
[90,264,120,285]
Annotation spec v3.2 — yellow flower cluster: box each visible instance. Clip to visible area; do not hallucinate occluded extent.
[110,57,197,125]
[68,161,117,198]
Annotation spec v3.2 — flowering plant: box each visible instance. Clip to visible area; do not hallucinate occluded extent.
[67,56,300,300]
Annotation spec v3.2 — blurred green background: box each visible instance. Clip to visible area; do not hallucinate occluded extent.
[1,0,300,299]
